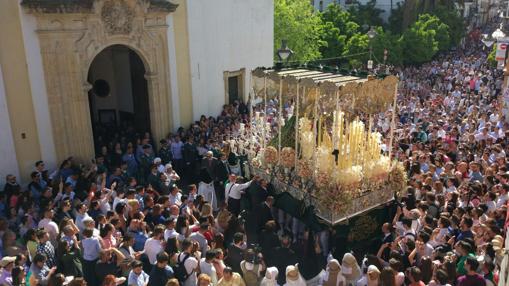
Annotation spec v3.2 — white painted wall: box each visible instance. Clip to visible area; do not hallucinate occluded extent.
[0,64,20,186]
[18,10,57,172]
[166,13,181,129]
[186,0,274,119]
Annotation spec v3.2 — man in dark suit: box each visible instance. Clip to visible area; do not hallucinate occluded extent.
[258,196,274,231]
[378,222,394,261]
[213,153,230,203]
[244,179,269,211]
[182,137,199,184]
[272,234,297,285]
[224,232,245,275]
[201,151,218,179]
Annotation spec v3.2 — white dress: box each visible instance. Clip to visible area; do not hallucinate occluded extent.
[198,181,218,211]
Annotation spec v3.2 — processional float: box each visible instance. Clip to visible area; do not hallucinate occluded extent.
[231,67,407,225]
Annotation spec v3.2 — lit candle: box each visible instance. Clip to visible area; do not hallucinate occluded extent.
[331,112,335,148]
[240,123,245,132]
[255,112,260,120]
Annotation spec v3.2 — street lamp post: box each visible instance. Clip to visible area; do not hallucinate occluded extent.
[277,40,294,67]
[366,26,377,73]
[482,34,495,50]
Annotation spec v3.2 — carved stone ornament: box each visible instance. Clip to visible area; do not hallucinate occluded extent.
[101,0,134,35]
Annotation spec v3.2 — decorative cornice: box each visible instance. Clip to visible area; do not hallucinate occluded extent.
[21,0,178,14]
[148,0,178,13]
[21,0,95,13]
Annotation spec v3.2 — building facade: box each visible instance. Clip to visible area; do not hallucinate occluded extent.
[311,0,404,22]
[0,0,273,182]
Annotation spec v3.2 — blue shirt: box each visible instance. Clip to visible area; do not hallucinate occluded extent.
[82,237,102,261]
[65,177,77,190]
[131,231,148,252]
[122,153,138,176]
[171,141,184,160]
[148,265,174,286]
[128,270,150,286]
[30,180,47,200]
[457,230,473,241]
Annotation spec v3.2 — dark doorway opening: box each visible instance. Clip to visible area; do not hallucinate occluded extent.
[228,75,240,104]
[87,45,151,153]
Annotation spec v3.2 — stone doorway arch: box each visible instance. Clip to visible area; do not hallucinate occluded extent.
[87,44,152,144]
[22,0,177,163]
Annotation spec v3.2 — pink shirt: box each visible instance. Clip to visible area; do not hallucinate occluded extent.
[102,235,117,249]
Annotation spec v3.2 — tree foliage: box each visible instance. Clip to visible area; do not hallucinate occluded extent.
[388,3,405,35]
[342,33,370,68]
[347,0,384,28]
[320,21,347,58]
[371,27,404,66]
[319,4,359,59]
[273,0,463,69]
[415,14,450,51]
[321,4,359,39]
[274,0,326,62]
[487,44,497,68]
[433,5,465,47]
[401,15,439,64]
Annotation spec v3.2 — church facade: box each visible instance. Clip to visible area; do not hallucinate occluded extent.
[0,0,273,182]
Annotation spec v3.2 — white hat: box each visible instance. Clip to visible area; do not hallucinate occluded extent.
[0,256,16,267]
[154,157,162,164]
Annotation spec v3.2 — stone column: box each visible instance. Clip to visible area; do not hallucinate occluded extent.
[39,32,95,164]
[145,72,171,144]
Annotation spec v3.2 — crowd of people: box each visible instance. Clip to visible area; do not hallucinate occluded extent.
[1,21,509,286]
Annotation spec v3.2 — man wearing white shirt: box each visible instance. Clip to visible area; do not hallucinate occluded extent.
[144,225,165,264]
[112,189,127,210]
[189,223,210,258]
[38,209,59,244]
[199,250,218,284]
[225,174,255,216]
[496,184,509,208]
[169,186,182,206]
[164,218,184,242]
[75,203,91,233]
[485,192,497,213]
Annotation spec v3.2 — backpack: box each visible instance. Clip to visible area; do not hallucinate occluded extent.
[241,261,260,286]
[174,253,193,282]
